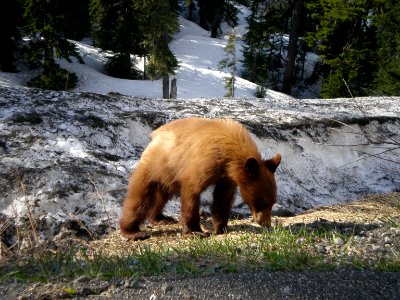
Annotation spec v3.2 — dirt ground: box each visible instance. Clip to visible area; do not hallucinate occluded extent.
[85,192,400,256]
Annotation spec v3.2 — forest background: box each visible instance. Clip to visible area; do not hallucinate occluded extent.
[0,0,399,98]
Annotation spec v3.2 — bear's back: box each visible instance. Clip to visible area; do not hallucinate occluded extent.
[140,118,260,186]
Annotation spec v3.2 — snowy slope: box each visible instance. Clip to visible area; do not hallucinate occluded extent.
[0,15,266,99]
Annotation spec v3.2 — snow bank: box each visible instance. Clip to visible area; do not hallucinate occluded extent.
[0,86,399,238]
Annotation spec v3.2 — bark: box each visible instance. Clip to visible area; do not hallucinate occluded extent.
[210,0,224,38]
[282,0,303,95]
[163,75,170,99]
[170,78,177,99]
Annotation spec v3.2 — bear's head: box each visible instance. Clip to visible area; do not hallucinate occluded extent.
[239,153,281,227]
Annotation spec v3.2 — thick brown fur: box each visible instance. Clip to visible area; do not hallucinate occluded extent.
[120,118,281,240]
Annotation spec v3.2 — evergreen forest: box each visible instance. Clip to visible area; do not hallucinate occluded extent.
[0,0,399,97]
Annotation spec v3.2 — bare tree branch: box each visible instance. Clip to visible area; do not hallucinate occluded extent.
[339,147,400,167]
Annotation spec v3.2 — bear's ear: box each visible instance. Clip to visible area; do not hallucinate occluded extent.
[265,153,282,173]
[244,158,260,180]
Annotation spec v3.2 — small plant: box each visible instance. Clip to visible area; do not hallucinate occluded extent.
[219,29,238,97]
[379,216,400,228]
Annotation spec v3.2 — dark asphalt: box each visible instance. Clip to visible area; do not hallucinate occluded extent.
[98,269,400,299]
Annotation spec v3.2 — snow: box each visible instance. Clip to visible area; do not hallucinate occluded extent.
[0,14,399,238]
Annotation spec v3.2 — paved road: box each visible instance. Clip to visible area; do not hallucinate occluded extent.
[1,269,398,299]
[89,269,400,299]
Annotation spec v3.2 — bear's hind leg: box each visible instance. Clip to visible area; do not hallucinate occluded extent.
[211,178,236,234]
[147,183,177,225]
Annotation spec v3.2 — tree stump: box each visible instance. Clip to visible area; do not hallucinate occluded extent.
[163,75,169,99]
[170,78,177,99]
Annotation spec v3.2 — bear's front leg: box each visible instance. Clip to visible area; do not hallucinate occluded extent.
[120,199,150,240]
[211,178,236,234]
[119,214,150,241]
[180,185,208,237]
[119,176,153,241]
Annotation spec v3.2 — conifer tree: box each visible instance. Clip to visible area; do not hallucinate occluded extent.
[137,0,179,80]
[242,0,290,90]
[90,0,144,79]
[219,29,237,97]
[306,0,377,98]
[372,0,400,96]
[22,0,81,89]
[198,0,241,38]
[0,0,22,72]
[134,0,179,98]
[282,0,304,95]
[59,0,91,40]
[199,0,223,37]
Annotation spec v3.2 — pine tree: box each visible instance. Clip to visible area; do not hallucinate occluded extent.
[59,0,91,40]
[22,0,81,90]
[219,29,237,97]
[282,0,304,95]
[198,0,241,38]
[372,0,400,96]
[90,0,144,79]
[242,0,290,90]
[134,0,179,89]
[0,0,22,72]
[306,0,377,98]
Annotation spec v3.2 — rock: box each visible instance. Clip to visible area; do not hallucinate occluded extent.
[161,283,173,293]
[282,286,292,295]
[333,237,344,246]
[383,236,393,244]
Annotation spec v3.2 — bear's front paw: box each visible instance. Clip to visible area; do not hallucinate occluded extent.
[183,231,210,238]
[149,214,177,225]
[121,231,150,241]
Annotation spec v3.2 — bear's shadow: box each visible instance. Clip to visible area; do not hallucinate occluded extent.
[144,216,382,239]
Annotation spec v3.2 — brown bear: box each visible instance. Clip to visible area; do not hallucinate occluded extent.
[120,117,281,240]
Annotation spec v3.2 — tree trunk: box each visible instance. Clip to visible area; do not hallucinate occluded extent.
[170,78,177,99]
[43,39,54,76]
[163,75,169,99]
[282,0,303,95]
[188,1,195,21]
[210,0,224,38]
[143,56,147,80]
[198,0,209,31]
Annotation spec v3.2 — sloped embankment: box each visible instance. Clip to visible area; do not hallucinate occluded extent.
[0,86,399,238]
